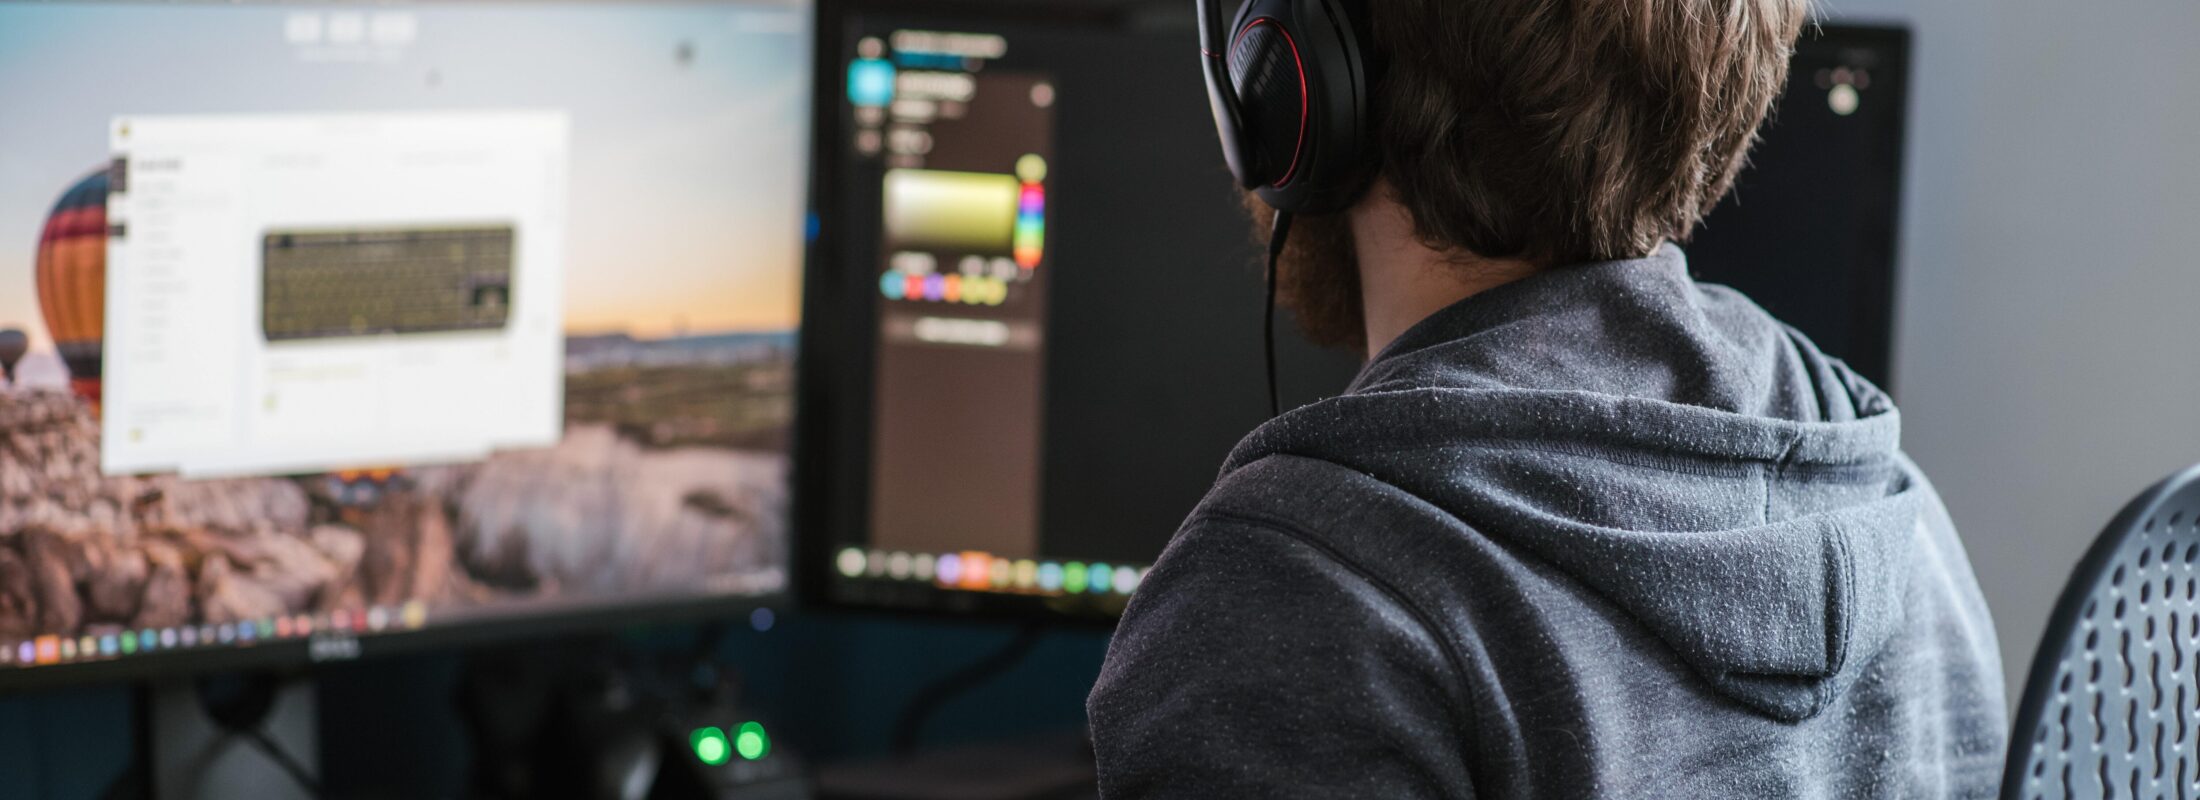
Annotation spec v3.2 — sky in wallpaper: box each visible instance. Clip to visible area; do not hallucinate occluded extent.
[0,1,811,358]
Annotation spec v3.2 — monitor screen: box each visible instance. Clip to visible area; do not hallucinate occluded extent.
[800,10,1908,620]
[0,0,810,687]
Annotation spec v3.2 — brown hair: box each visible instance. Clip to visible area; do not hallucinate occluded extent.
[1369,0,1809,263]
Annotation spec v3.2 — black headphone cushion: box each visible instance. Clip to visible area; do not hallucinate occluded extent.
[1228,18,1309,188]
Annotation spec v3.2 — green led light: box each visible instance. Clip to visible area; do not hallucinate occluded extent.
[691,726,730,765]
[735,721,770,760]
[1063,562,1088,594]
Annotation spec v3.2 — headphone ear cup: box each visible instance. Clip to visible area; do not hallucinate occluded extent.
[1219,0,1373,214]
[1228,18,1309,189]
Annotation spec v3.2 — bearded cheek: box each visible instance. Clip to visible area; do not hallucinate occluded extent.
[1276,213,1367,351]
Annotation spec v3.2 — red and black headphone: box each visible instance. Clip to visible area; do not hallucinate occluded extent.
[1197,0,1378,215]
[1198,0,1379,416]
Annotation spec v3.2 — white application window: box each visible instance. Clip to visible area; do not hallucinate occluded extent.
[102,111,570,477]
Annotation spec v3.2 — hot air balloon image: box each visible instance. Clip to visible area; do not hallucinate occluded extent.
[0,327,26,386]
[0,328,25,386]
[34,168,107,408]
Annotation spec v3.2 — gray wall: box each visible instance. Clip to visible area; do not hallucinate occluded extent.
[1828,0,2200,701]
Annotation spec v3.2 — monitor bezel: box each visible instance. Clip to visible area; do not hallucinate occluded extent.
[792,0,1158,627]
[0,0,812,694]
[0,591,781,694]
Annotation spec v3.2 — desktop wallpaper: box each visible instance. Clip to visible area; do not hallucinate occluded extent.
[0,2,807,662]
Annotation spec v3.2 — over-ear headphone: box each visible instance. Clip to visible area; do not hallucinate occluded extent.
[1197,0,1377,215]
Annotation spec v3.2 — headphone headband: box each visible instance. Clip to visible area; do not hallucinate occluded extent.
[1197,0,1254,188]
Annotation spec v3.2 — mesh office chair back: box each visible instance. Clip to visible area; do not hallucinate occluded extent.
[2005,464,2200,800]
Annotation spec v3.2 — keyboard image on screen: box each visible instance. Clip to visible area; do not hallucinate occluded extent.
[261,226,515,342]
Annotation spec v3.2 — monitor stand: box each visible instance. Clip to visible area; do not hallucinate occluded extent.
[139,673,322,800]
[814,623,1097,800]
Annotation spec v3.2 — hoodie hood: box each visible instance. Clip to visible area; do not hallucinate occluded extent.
[1219,244,1918,722]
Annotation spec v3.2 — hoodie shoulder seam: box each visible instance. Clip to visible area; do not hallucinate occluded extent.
[1187,502,1483,749]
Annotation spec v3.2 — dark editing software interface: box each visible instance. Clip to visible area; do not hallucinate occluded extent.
[811,10,1365,619]
[863,31,1058,592]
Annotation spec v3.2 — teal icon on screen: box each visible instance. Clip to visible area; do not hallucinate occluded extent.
[848,58,896,108]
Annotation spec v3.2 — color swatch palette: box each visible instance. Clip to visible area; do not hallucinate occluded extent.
[835,546,1148,598]
[879,270,1010,305]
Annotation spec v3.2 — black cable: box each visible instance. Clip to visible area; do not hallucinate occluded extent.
[686,620,733,681]
[239,726,326,799]
[1264,209,1295,419]
[889,622,1048,755]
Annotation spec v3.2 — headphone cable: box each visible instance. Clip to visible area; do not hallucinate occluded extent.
[1264,209,1295,419]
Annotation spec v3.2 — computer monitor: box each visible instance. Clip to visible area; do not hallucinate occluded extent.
[798,1,1363,621]
[0,0,811,690]
[798,6,1909,621]
[1688,25,1910,391]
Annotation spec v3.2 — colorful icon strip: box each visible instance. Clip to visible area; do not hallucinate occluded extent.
[880,269,1011,305]
[1013,182,1045,268]
[0,601,431,669]
[835,547,1147,597]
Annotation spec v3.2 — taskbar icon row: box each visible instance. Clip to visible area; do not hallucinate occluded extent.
[835,547,1148,598]
[0,601,432,670]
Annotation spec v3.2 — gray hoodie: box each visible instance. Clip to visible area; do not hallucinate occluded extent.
[1088,245,2008,798]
